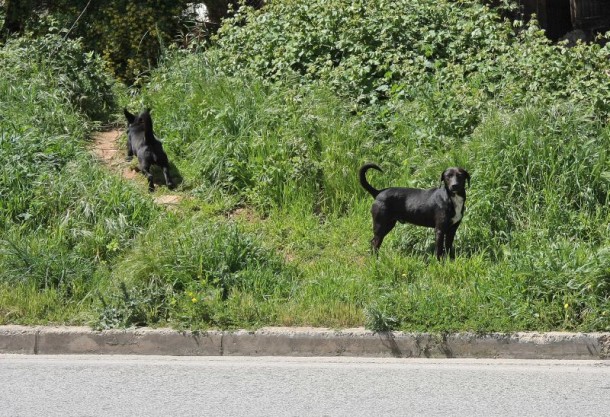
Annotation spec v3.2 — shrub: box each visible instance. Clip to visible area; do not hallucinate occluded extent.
[214,0,610,142]
[214,0,516,105]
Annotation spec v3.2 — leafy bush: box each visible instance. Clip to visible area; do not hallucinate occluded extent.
[83,0,192,83]
[387,22,610,141]
[214,0,516,105]
[214,0,610,141]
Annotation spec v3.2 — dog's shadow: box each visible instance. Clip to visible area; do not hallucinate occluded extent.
[134,161,183,190]
[390,227,435,257]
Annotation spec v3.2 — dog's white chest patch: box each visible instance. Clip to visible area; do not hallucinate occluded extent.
[451,195,464,224]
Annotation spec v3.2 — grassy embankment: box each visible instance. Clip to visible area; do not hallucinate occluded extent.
[1,1,609,332]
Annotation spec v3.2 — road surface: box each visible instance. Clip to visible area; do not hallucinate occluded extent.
[1,355,609,416]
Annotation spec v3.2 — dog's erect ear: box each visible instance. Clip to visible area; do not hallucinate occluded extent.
[124,108,136,124]
[461,169,471,187]
[142,108,154,131]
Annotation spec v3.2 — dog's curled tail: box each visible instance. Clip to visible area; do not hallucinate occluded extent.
[359,163,382,198]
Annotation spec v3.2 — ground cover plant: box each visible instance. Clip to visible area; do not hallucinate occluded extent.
[1,0,609,332]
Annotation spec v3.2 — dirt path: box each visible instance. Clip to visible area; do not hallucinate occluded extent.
[91,129,183,206]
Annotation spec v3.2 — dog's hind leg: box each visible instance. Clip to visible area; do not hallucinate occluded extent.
[370,204,396,252]
[371,219,396,253]
[139,159,155,192]
[162,164,174,189]
[143,169,154,192]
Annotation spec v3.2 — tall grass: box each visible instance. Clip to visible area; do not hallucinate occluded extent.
[141,53,379,216]
[97,214,299,329]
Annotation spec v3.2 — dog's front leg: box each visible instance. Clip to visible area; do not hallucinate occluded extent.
[435,228,445,260]
[444,224,459,260]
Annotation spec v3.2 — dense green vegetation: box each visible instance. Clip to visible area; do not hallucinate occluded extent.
[1,0,197,82]
[1,1,609,332]
[1,1,261,82]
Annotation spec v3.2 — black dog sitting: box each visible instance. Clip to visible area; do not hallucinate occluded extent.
[124,108,174,192]
[359,163,470,260]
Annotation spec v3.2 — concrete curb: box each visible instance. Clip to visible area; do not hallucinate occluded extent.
[1,326,609,359]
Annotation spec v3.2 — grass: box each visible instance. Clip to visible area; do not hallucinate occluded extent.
[0,12,609,333]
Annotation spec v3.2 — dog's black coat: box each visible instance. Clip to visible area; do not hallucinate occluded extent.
[124,108,174,192]
[359,163,470,260]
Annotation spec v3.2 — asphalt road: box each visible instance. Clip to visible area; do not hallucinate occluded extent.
[1,355,609,416]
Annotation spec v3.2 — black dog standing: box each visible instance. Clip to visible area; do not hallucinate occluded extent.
[124,108,174,192]
[359,163,470,260]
